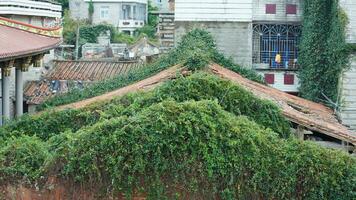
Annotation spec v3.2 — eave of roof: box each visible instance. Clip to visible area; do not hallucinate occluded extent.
[209,63,356,145]
[0,17,62,61]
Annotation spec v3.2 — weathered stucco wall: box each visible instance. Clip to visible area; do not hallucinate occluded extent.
[339,55,356,130]
[253,0,303,22]
[175,21,253,68]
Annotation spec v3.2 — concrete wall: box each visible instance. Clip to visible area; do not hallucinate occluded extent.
[175,0,253,22]
[339,55,356,130]
[175,21,253,67]
[70,0,90,20]
[253,0,303,22]
[340,0,356,44]
[256,70,299,92]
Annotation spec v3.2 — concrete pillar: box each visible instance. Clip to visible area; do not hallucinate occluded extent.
[15,68,23,117]
[1,67,11,125]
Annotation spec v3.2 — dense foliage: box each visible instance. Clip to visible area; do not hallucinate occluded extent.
[299,0,349,105]
[39,29,263,110]
[0,74,355,199]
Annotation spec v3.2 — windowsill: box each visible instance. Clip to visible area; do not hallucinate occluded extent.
[254,66,299,71]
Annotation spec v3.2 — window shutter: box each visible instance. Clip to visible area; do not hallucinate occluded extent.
[265,74,275,84]
[266,4,276,14]
[286,4,297,14]
[284,74,295,85]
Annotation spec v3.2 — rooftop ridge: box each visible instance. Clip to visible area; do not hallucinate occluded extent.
[0,16,62,38]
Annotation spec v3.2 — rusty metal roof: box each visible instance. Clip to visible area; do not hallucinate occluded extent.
[24,60,142,105]
[0,17,62,61]
[210,63,356,145]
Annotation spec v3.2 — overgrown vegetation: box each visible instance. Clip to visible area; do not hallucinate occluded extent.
[62,0,159,46]
[299,0,349,105]
[39,29,263,110]
[0,73,355,199]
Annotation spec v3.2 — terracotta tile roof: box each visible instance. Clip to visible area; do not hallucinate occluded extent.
[24,60,142,105]
[0,17,62,61]
[210,63,356,145]
[46,60,141,81]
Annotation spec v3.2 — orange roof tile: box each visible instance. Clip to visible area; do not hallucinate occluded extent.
[0,17,62,61]
[25,60,142,105]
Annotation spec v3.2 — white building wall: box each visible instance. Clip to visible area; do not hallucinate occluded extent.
[253,0,303,22]
[339,56,356,130]
[70,0,147,32]
[257,70,299,93]
[340,0,356,44]
[175,0,253,22]
[0,0,62,18]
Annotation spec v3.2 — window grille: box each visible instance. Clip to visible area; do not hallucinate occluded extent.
[253,24,301,69]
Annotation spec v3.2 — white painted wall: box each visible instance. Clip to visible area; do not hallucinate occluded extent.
[339,56,356,130]
[0,0,62,18]
[253,0,303,22]
[340,0,356,44]
[175,0,253,22]
[257,70,299,93]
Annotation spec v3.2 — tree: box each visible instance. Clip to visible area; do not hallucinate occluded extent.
[88,0,94,24]
[298,0,349,106]
[55,0,69,11]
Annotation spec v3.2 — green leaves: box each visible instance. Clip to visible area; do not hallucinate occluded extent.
[0,135,49,183]
[42,28,262,109]
[299,0,349,105]
[0,73,355,199]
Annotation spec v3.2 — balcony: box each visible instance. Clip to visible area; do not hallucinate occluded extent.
[0,0,62,18]
[118,20,145,29]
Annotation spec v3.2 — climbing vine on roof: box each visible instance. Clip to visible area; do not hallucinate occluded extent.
[298,0,349,105]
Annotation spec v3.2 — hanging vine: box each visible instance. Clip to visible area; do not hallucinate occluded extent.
[298,0,349,106]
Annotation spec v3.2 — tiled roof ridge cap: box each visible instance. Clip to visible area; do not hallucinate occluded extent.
[0,16,62,38]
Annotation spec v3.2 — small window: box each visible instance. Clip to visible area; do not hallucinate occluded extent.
[266,4,276,14]
[100,6,109,19]
[286,4,297,15]
[123,5,132,20]
[265,74,275,84]
[284,74,295,85]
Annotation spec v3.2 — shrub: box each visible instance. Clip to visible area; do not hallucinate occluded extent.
[0,109,99,141]
[55,100,355,199]
[39,29,263,109]
[299,0,349,104]
[108,73,290,137]
[0,135,49,183]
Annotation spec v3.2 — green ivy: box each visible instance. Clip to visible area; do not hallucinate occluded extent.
[299,0,349,105]
[0,135,49,183]
[0,74,355,198]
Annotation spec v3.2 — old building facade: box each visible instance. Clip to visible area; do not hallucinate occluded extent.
[70,0,148,35]
[175,0,356,131]
[339,0,356,131]
[175,0,303,93]
[175,0,356,95]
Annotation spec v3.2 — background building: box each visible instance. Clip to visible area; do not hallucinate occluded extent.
[70,0,148,35]
[0,16,61,124]
[175,0,303,93]
[0,0,62,28]
[338,0,356,131]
